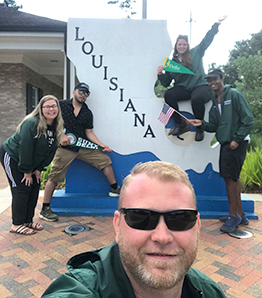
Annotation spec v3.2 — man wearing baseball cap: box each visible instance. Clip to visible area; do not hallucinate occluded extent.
[74,82,90,94]
[189,69,254,233]
[40,82,121,222]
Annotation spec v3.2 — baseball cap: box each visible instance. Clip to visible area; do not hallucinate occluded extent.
[74,82,90,92]
[205,69,223,79]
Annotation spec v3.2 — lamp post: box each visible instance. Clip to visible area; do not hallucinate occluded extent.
[189,11,192,43]
[142,0,147,19]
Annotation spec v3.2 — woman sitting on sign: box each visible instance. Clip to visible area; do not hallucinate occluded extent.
[0,95,63,235]
[157,15,227,141]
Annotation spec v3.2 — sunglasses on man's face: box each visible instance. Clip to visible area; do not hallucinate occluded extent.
[78,90,90,97]
[119,208,198,231]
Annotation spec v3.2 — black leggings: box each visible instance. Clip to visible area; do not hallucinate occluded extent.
[0,145,40,225]
[164,85,213,123]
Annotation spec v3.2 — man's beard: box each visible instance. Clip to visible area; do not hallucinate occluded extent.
[118,233,198,290]
[74,94,86,104]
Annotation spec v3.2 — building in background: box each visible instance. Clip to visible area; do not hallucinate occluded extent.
[0,3,69,144]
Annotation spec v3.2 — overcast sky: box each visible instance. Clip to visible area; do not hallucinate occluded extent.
[19,0,262,70]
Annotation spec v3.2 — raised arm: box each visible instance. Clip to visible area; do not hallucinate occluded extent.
[197,15,227,56]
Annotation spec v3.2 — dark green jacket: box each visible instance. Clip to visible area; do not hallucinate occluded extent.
[42,242,226,298]
[158,23,220,92]
[3,116,57,173]
[202,85,254,144]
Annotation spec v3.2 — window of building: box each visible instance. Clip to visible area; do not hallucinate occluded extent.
[26,83,43,114]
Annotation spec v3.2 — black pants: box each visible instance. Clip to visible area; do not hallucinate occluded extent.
[164,85,213,123]
[0,145,40,225]
[219,141,248,181]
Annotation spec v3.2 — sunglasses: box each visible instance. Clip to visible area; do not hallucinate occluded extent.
[178,35,188,39]
[78,90,90,97]
[119,208,198,231]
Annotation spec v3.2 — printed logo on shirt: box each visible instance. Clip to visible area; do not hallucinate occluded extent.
[47,129,55,147]
[224,100,231,106]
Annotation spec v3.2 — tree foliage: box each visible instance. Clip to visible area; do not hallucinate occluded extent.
[216,30,262,140]
[223,30,262,85]
[107,0,136,18]
[233,53,262,136]
[4,0,22,9]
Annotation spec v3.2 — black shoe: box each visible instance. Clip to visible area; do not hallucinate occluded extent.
[195,127,204,142]
[169,121,187,136]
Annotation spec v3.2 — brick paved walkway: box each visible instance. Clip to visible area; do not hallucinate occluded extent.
[0,197,116,298]
[0,164,262,298]
[0,164,8,190]
[0,197,261,298]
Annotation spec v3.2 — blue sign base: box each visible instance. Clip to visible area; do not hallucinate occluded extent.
[197,194,257,219]
[50,152,258,219]
[51,190,258,219]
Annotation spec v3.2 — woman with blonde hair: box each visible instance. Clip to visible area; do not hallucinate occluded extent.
[0,95,63,235]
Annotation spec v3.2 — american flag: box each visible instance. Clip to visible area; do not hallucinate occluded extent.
[158,103,175,126]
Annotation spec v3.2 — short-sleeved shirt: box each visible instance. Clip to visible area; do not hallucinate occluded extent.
[60,99,93,152]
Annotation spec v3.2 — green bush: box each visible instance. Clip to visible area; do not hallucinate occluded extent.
[249,133,262,149]
[154,79,168,98]
[40,163,65,190]
[240,147,262,192]
[40,163,52,190]
[154,79,175,99]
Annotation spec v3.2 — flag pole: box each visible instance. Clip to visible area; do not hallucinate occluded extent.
[173,109,190,123]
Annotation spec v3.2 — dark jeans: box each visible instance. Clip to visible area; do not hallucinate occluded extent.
[0,145,40,225]
[164,85,213,123]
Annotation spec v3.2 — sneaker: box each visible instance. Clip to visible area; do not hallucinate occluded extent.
[220,214,242,233]
[219,213,249,225]
[109,185,121,197]
[240,213,250,225]
[39,207,58,222]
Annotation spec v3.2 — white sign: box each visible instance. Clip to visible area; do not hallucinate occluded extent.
[67,18,218,173]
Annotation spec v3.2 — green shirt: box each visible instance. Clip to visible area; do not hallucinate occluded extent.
[202,85,254,144]
[42,242,226,298]
[158,23,220,92]
[3,116,57,173]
